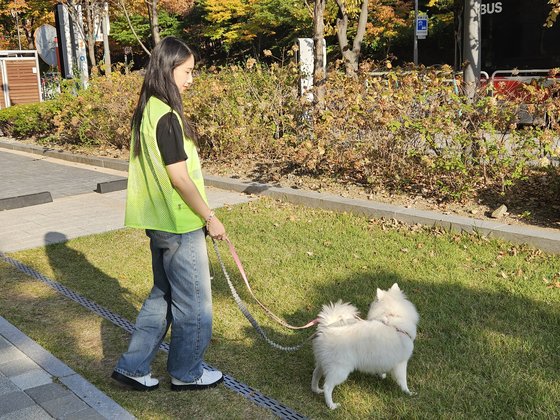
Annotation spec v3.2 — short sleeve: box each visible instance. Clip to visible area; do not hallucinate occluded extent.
[156,112,188,165]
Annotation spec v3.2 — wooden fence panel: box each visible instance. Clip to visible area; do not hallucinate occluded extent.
[6,60,41,106]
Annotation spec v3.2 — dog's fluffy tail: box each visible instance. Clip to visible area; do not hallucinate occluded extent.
[317,300,360,328]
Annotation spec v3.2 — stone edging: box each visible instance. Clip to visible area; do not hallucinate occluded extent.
[0,316,134,419]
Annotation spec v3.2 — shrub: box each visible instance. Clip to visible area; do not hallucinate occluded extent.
[297,65,560,201]
[0,100,62,138]
[1,63,558,204]
[185,61,302,160]
[52,71,140,149]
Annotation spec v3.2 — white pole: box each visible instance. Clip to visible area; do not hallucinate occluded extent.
[102,2,111,74]
[11,10,22,50]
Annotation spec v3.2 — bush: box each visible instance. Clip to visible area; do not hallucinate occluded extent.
[1,63,558,203]
[185,61,302,160]
[0,100,62,138]
[52,72,140,149]
[298,65,560,201]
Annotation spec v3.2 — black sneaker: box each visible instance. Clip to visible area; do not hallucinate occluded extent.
[111,371,159,391]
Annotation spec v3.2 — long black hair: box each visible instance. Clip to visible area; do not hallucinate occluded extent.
[131,37,197,156]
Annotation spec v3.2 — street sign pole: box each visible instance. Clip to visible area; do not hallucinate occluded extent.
[414,2,428,66]
[413,0,418,65]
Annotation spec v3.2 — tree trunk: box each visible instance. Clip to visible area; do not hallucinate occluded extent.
[335,0,369,77]
[463,0,481,100]
[23,18,35,49]
[84,1,97,67]
[313,0,326,108]
[147,0,161,46]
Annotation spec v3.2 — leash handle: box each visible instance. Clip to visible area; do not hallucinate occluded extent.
[224,238,318,330]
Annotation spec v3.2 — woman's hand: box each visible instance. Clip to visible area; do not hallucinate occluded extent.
[207,216,227,241]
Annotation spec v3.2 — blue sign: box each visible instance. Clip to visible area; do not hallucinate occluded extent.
[416,14,428,39]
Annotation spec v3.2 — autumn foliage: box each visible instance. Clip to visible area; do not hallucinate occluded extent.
[0,63,558,204]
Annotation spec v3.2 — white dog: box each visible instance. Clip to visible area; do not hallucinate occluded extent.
[311,283,419,409]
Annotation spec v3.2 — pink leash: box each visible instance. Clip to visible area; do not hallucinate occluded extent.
[224,238,319,330]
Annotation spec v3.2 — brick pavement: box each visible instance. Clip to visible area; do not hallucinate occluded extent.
[0,316,134,419]
[0,150,126,200]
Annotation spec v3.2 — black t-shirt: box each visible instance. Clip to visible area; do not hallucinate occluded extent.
[156,112,188,165]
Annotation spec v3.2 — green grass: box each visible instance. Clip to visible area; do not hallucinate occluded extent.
[1,197,559,419]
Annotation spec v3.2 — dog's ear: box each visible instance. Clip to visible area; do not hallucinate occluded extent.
[390,283,400,291]
[376,288,384,299]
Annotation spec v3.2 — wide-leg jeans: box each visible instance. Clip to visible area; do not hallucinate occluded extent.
[114,228,213,382]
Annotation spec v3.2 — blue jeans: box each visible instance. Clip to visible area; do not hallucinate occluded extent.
[114,228,213,382]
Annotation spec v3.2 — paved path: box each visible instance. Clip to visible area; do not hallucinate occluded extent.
[0,149,253,253]
[0,316,133,420]
[0,151,125,200]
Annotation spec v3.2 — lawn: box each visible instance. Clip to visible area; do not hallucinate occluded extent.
[1,197,559,419]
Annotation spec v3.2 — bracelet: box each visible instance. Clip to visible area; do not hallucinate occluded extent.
[205,211,215,224]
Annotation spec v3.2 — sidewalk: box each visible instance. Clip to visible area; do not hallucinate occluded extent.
[0,316,134,419]
[0,147,253,253]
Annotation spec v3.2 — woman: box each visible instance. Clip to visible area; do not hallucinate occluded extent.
[111,37,225,391]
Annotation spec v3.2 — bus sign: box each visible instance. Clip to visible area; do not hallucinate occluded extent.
[416,14,428,39]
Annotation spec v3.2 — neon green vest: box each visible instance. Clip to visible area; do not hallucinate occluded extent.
[125,96,207,233]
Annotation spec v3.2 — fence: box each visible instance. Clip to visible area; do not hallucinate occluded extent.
[0,50,42,109]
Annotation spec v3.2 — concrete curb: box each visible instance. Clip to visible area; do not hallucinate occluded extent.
[0,316,135,419]
[0,137,128,172]
[1,138,559,253]
[95,179,128,194]
[0,191,52,210]
[203,175,560,253]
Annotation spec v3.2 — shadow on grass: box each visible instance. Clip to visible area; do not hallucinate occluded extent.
[42,232,137,380]
[1,239,279,419]
[209,260,560,418]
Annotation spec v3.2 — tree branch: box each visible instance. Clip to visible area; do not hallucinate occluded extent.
[118,0,151,55]
[352,0,368,53]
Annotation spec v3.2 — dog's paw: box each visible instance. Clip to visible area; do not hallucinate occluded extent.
[379,373,387,379]
[404,389,417,396]
[312,387,324,394]
[327,402,340,410]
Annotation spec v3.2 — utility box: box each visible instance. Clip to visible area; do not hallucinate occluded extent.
[0,50,43,109]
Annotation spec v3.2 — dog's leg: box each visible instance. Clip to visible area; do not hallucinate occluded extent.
[323,370,349,410]
[391,360,415,396]
[311,364,323,394]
